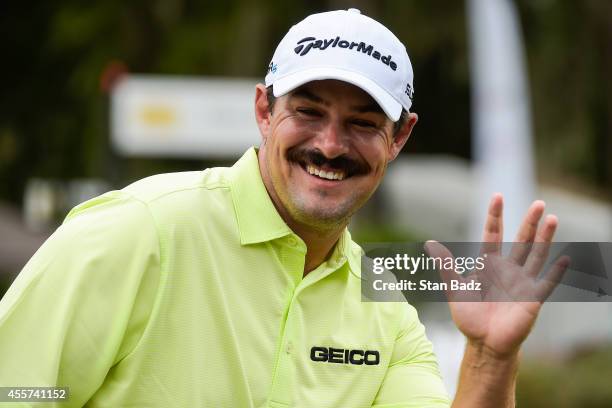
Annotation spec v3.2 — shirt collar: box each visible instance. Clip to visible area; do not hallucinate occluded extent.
[228,147,361,276]
[228,147,293,245]
[339,228,363,279]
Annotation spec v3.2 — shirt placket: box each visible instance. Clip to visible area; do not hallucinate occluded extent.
[267,234,305,407]
[266,235,350,407]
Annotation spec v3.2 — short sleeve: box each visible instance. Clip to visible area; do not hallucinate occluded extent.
[372,303,452,408]
[0,191,160,407]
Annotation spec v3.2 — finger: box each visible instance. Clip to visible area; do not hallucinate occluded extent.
[424,241,459,288]
[425,241,479,302]
[480,193,504,256]
[524,214,559,278]
[509,200,546,264]
[535,255,570,301]
[424,240,456,279]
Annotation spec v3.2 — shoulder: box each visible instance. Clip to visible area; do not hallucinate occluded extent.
[122,167,230,204]
[64,166,233,229]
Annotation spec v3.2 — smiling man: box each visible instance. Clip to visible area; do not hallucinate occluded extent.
[256,78,417,273]
[0,8,563,408]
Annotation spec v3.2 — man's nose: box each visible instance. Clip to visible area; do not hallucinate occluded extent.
[313,120,350,159]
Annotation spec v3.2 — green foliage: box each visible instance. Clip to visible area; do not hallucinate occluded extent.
[517,346,612,407]
[517,360,565,407]
[0,0,610,206]
[517,0,612,197]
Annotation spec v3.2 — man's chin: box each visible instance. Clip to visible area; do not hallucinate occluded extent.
[278,185,366,231]
[288,201,356,231]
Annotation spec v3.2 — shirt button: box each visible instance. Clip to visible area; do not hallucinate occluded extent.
[286,342,293,354]
[287,237,297,247]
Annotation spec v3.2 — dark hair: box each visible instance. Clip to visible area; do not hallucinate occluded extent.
[265,86,408,136]
[266,85,277,114]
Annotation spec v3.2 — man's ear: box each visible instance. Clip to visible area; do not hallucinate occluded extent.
[388,112,418,161]
[254,83,271,141]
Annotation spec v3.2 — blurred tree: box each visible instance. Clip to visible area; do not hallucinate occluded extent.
[0,0,609,208]
[518,0,612,199]
[517,345,612,407]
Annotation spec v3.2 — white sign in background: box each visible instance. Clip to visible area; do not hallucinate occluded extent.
[111,76,260,158]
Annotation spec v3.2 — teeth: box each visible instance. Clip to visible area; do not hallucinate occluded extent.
[306,165,345,181]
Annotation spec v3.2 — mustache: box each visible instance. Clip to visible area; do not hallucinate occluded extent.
[286,148,370,176]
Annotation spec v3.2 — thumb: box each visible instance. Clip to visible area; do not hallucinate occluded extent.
[424,240,476,302]
[424,240,457,286]
[424,240,453,260]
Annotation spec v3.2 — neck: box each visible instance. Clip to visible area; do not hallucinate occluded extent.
[287,220,346,275]
[257,148,347,275]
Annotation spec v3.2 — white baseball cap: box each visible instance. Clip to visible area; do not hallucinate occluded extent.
[264,8,414,121]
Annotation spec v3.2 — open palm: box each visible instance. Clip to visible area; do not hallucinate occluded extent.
[426,194,569,356]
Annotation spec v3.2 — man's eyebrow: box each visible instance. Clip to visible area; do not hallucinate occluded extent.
[291,87,385,115]
[352,103,385,115]
[290,88,328,105]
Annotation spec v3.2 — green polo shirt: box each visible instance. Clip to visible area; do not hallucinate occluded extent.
[0,148,450,407]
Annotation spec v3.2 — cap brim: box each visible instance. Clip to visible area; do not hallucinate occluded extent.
[272,67,403,122]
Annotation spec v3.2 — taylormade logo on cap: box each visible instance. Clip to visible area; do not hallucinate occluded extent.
[265,9,415,121]
[294,36,398,72]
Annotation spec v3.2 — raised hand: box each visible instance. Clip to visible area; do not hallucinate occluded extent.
[426,193,570,356]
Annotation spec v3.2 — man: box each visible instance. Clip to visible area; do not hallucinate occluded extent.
[0,9,565,407]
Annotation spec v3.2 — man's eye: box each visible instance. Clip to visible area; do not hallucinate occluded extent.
[352,119,376,128]
[296,108,322,117]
